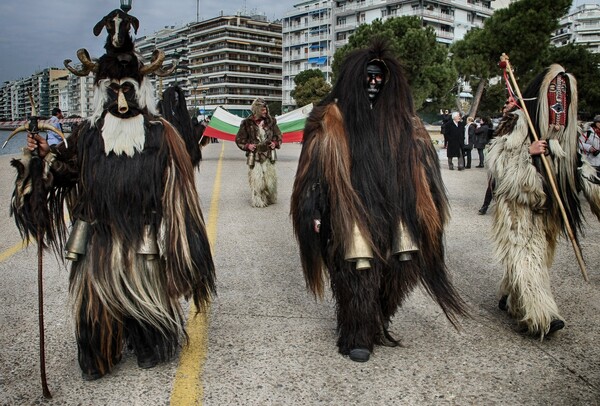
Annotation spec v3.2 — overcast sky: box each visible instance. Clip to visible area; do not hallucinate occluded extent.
[2,1,600,85]
[0,0,293,84]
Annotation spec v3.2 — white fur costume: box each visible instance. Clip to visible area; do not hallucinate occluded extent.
[487,66,600,338]
[249,160,278,208]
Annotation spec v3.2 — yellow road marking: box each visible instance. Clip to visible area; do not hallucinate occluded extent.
[170,142,225,405]
[0,240,29,262]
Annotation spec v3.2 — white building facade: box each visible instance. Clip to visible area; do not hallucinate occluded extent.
[552,3,600,54]
[136,14,283,117]
[282,0,504,109]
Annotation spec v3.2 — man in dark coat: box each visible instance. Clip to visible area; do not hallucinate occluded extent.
[445,111,465,170]
[235,98,282,207]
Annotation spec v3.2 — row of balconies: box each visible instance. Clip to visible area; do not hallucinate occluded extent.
[284,36,329,47]
[284,19,332,31]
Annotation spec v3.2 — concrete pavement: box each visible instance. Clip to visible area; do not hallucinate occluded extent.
[1,141,599,405]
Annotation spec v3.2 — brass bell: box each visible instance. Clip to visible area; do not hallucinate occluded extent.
[393,220,419,261]
[344,223,373,270]
[65,219,90,261]
[137,225,159,261]
[246,152,256,168]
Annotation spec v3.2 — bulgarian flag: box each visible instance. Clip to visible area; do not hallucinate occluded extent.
[203,104,313,143]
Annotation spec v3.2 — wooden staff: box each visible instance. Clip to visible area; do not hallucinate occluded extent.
[37,227,52,399]
[27,91,52,398]
[499,53,588,281]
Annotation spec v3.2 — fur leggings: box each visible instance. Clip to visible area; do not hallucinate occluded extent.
[248,161,277,208]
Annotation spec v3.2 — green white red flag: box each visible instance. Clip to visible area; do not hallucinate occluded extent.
[203,104,313,143]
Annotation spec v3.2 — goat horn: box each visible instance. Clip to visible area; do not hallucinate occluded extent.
[2,125,27,149]
[39,123,68,148]
[64,48,98,77]
[139,50,167,75]
[2,123,69,149]
[154,62,178,77]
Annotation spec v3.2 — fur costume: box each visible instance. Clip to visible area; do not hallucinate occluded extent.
[487,64,600,338]
[290,41,466,361]
[159,86,202,167]
[235,98,282,208]
[10,10,215,380]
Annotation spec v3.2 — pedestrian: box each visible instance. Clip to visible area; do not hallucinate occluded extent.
[445,111,465,170]
[440,109,451,149]
[463,116,476,168]
[235,98,282,208]
[474,117,490,168]
[487,64,600,338]
[290,40,466,363]
[47,107,64,146]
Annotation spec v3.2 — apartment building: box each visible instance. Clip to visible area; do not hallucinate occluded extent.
[66,74,95,118]
[136,14,283,117]
[552,3,600,54]
[282,0,500,109]
[0,67,68,121]
[282,0,333,109]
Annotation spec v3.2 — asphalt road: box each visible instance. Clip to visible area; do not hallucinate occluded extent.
[1,141,599,405]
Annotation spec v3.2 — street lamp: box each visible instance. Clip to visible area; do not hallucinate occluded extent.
[120,0,132,13]
[191,79,198,117]
[202,90,207,120]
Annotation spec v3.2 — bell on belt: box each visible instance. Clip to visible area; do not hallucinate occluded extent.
[138,225,160,261]
[270,148,277,163]
[344,223,373,270]
[393,220,419,261]
[247,152,255,169]
[65,219,90,261]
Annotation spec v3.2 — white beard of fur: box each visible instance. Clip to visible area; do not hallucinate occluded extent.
[248,161,277,208]
[101,113,145,156]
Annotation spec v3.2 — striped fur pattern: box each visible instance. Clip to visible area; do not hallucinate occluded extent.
[10,148,68,252]
[290,41,465,357]
[33,111,215,377]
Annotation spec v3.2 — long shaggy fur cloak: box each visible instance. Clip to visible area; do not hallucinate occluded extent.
[488,64,600,337]
[290,41,465,354]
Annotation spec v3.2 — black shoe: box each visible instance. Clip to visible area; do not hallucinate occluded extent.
[81,369,104,381]
[466,166,471,169]
[136,346,158,369]
[458,167,465,171]
[478,206,488,215]
[498,295,508,311]
[348,348,370,362]
[449,166,454,170]
[476,165,484,168]
[548,319,565,335]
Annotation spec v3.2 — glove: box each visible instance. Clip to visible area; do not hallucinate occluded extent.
[593,150,600,156]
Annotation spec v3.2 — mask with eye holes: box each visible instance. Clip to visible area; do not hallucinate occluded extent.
[366,62,385,102]
[105,78,141,118]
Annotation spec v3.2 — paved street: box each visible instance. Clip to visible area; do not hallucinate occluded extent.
[1,141,599,405]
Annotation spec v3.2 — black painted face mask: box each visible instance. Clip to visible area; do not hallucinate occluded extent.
[366,63,384,102]
[106,78,141,118]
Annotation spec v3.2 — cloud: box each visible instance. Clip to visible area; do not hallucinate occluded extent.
[0,0,289,84]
